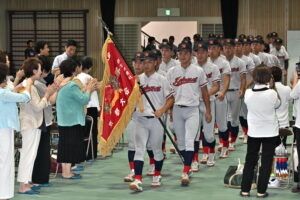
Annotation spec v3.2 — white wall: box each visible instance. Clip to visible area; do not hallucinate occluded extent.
[141,21,197,46]
[287,30,300,81]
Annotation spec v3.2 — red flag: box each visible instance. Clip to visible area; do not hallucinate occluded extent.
[98,36,142,156]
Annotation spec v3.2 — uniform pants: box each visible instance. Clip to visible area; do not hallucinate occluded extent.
[32,126,51,184]
[134,117,164,162]
[17,128,41,183]
[173,105,200,151]
[0,128,14,199]
[215,96,228,132]
[226,90,241,127]
[240,98,247,119]
[241,136,277,194]
[196,101,215,143]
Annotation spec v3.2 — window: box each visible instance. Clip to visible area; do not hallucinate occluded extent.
[201,24,223,40]
[8,10,88,70]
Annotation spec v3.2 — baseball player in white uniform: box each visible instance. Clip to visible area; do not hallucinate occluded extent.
[159,42,179,73]
[251,38,273,67]
[243,38,261,67]
[192,42,221,170]
[223,39,247,151]
[208,39,231,158]
[235,39,255,144]
[129,51,174,192]
[167,41,211,186]
[124,52,157,181]
[270,38,289,84]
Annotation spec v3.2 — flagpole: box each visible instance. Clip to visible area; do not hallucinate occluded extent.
[100,19,184,164]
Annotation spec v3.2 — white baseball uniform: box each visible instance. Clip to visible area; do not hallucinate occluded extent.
[196,61,221,143]
[134,72,174,162]
[210,56,231,132]
[248,52,262,67]
[159,59,179,73]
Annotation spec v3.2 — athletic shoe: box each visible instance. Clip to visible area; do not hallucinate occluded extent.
[188,169,193,178]
[181,173,190,186]
[191,161,199,172]
[229,143,236,151]
[147,164,155,176]
[243,135,248,144]
[170,146,176,154]
[219,147,229,159]
[151,175,162,187]
[207,154,215,167]
[124,170,135,182]
[239,134,245,139]
[217,144,222,152]
[129,179,143,192]
[200,154,208,164]
[268,176,280,188]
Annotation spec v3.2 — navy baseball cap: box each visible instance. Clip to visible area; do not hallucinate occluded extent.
[158,41,172,50]
[234,38,244,45]
[178,41,192,52]
[142,51,157,60]
[193,42,208,51]
[251,38,264,44]
[151,49,162,58]
[223,38,235,46]
[132,52,143,61]
[274,38,283,44]
[208,39,220,46]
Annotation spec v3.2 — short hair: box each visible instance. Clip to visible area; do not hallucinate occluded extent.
[35,41,48,53]
[66,40,77,48]
[81,56,93,70]
[27,40,33,45]
[0,63,8,84]
[22,58,41,78]
[148,37,155,43]
[270,66,282,82]
[37,55,52,73]
[169,36,175,40]
[59,58,77,77]
[252,64,272,84]
[0,50,7,63]
[162,38,168,43]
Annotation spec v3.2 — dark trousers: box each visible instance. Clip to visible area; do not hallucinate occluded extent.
[241,136,278,194]
[32,126,51,184]
[84,107,99,160]
[293,127,300,183]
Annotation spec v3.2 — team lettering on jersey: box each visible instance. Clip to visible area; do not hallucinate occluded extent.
[173,77,198,86]
[206,72,212,78]
[141,85,162,93]
[231,67,240,72]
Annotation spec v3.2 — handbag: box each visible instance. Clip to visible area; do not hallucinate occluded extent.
[224,159,257,189]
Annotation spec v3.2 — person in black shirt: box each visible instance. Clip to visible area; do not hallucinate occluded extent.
[24,40,36,59]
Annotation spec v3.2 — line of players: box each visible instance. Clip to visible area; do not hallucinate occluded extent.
[123,33,289,192]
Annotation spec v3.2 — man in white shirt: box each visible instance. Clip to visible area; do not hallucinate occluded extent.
[52,40,77,75]
[270,38,289,84]
[290,70,300,193]
[159,42,179,73]
[208,39,231,158]
[167,41,211,185]
[193,42,220,169]
[251,39,273,67]
[223,39,247,151]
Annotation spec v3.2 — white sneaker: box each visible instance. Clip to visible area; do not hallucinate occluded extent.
[124,170,135,182]
[191,161,199,172]
[147,164,155,176]
[229,143,236,151]
[243,135,248,144]
[268,176,280,188]
[151,175,162,187]
[181,173,190,186]
[170,146,176,153]
[219,147,229,159]
[207,154,215,167]
[129,179,143,192]
[200,154,208,164]
[199,141,203,150]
